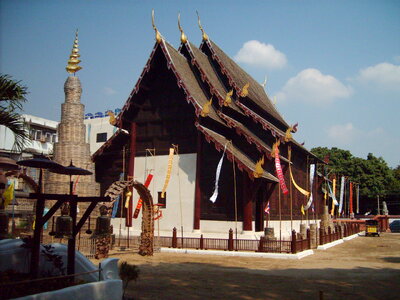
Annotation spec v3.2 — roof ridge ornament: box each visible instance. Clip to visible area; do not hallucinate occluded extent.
[223,90,233,107]
[178,13,188,44]
[196,11,209,41]
[261,76,267,88]
[201,98,212,117]
[253,155,265,178]
[239,83,250,97]
[152,9,162,44]
[66,29,82,75]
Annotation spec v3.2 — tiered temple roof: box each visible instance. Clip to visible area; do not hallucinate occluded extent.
[96,18,320,182]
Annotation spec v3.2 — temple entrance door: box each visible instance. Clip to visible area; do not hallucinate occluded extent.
[255,186,264,232]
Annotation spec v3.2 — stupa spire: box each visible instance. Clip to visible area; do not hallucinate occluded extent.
[66,29,82,74]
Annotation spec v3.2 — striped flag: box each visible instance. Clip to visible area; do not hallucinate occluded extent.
[264,201,270,214]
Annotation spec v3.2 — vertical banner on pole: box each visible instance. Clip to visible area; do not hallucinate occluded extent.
[338,176,345,215]
[356,184,360,214]
[349,182,353,216]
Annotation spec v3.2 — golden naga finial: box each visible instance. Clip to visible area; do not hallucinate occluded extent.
[196,11,209,41]
[239,83,250,97]
[223,90,233,107]
[152,9,162,44]
[66,29,82,74]
[201,98,213,117]
[253,155,265,178]
[284,123,298,142]
[178,13,188,44]
[107,111,117,125]
[270,139,281,158]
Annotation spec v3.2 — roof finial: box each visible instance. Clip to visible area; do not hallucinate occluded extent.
[196,11,209,41]
[66,29,82,75]
[152,9,162,44]
[178,13,187,44]
[261,76,267,88]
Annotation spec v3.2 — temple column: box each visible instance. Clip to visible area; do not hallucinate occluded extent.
[126,122,136,227]
[193,131,202,232]
[242,173,253,232]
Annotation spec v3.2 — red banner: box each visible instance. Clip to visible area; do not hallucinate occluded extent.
[133,174,154,219]
[275,152,289,195]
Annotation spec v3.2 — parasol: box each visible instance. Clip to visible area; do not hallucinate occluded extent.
[17,157,64,170]
[0,157,19,171]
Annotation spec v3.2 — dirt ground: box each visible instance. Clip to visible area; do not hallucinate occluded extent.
[103,233,400,300]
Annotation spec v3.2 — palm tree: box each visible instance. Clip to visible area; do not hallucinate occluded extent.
[0,74,29,152]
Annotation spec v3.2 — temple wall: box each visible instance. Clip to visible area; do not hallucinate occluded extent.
[113,153,196,235]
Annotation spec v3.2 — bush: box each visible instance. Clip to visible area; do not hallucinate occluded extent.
[119,261,140,299]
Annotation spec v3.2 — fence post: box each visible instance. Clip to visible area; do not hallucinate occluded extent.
[328,227,332,243]
[291,230,297,254]
[307,228,311,250]
[228,228,233,251]
[172,227,177,248]
[319,227,324,245]
[258,236,265,252]
[200,234,204,250]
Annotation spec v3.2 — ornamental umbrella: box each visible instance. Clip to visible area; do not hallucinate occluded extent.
[49,161,92,176]
[0,157,19,171]
[17,156,63,170]
[49,161,92,195]
[17,156,64,192]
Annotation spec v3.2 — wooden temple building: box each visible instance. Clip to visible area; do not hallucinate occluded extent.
[93,15,324,238]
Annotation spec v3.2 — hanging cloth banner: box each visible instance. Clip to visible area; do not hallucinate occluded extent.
[210,143,227,203]
[112,173,124,218]
[274,144,289,195]
[330,178,337,215]
[304,164,315,210]
[338,176,345,214]
[356,184,360,214]
[327,181,338,206]
[2,182,14,207]
[288,147,310,197]
[349,182,353,214]
[161,148,174,198]
[133,173,154,219]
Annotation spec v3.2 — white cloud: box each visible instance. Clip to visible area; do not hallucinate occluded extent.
[276,68,352,105]
[328,123,360,145]
[234,40,287,69]
[356,63,400,91]
[103,87,117,95]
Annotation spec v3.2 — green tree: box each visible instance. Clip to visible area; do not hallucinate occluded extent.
[311,147,397,212]
[0,74,29,152]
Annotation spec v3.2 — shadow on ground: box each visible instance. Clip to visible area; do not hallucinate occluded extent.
[125,262,400,300]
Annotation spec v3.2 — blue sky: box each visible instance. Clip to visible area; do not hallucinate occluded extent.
[1,0,399,168]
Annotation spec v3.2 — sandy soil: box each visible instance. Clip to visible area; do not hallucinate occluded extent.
[102,233,400,300]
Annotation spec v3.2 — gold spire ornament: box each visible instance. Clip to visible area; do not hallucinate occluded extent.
[152,9,162,44]
[66,30,82,74]
[196,11,209,41]
[223,90,233,106]
[239,83,250,97]
[201,98,212,117]
[178,13,188,44]
[253,155,265,178]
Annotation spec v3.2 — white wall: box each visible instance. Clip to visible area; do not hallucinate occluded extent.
[84,117,116,154]
[111,152,197,236]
